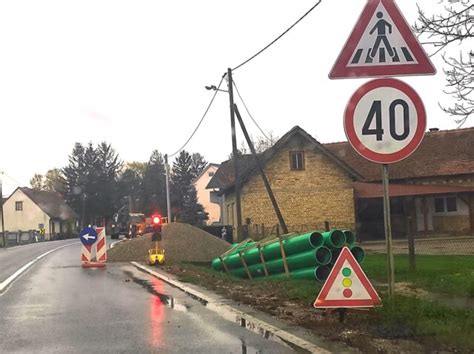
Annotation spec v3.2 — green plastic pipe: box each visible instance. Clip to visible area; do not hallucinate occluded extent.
[322,230,346,249]
[330,249,341,265]
[262,246,332,274]
[350,245,365,263]
[343,230,356,246]
[229,263,266,278]
[241,231,325,265]
[211,241,256,271]
[270,266,331,282]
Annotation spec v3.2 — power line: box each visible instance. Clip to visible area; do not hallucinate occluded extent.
[232,79,270,141]
[168,76,225,158]
[1,172,26,187]
[232,0,322,71]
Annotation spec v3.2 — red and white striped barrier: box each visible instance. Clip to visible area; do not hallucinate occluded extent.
[81,227,107,268]
[95,227,107,263]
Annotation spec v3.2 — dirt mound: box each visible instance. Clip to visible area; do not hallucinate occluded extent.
[107,222,231,264]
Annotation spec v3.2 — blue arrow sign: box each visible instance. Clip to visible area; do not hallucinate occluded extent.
[79,227,98,246]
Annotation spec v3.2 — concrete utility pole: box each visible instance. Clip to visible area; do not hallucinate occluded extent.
[164,154,172,223]
[0,172,6,248]
[227,68,243,241]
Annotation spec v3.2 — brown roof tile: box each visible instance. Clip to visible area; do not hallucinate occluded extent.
[325,127,474,182]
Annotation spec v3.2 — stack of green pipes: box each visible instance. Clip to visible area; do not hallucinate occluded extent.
[211,230,365,282]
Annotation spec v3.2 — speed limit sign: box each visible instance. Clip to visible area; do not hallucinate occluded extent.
[344,78,426,164]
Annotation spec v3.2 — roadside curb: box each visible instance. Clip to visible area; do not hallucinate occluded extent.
[109,238,126,249]
[131,261,333,354]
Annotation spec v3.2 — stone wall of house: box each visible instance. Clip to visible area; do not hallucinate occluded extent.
[433,215,470,235]
[224,136,356,239]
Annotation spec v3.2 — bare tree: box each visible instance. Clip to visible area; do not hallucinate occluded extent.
[30,174,44,190]
[414,1,473,126]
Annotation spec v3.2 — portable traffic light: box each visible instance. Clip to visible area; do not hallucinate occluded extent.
[151,214,162,241]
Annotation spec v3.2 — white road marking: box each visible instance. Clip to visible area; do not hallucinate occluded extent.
[0,242,79,294]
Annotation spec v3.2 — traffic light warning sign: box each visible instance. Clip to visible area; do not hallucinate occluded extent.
[314,247,381,308]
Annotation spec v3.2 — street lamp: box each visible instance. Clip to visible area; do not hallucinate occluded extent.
[205,85,228,93]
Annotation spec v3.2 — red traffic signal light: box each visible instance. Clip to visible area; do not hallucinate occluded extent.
[151,215,162,225]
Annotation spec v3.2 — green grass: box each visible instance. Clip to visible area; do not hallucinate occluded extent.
[376,295,474,351]
[363,254,474,297]
[176,262,474,351]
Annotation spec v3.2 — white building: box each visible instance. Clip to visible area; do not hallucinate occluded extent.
[0,187,77,240]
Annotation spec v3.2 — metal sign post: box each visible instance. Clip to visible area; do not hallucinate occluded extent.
[382,164,395,299]
[344,79,427,301]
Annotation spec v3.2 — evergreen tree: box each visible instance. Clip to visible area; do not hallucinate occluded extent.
[63,143,87,222]
[94,142,122,220]
[142,150,167,215]
[63,142,121,226]
[190,153,207,180]
[180,185,208,225]
[171,150,193,211]
[171,150,209,224]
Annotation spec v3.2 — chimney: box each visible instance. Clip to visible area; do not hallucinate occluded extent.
[429,128,439,132]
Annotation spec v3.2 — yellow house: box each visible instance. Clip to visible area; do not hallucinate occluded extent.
[1,187,77,240]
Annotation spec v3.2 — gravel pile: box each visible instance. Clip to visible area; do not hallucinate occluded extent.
[107,222,231,264]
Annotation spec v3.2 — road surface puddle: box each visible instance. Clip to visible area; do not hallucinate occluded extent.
[123,269,189,312]
[125,266,299,352]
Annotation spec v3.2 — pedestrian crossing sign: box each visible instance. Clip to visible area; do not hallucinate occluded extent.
[329,0,436,79]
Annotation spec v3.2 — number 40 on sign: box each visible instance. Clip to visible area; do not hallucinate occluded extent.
[344,78,426,164]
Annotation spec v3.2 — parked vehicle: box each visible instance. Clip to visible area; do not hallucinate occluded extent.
[111,206,146,239]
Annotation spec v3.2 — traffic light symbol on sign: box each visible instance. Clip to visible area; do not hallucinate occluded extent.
[342,267,353,298]
[314,247,381,308]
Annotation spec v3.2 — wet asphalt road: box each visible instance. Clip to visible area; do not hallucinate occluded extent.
[0,242,294,353]
[0,239,79,283]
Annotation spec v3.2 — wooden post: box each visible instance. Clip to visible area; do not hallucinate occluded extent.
[239,251,253,280]
[407,216,416,272]
[258,245,269,277]
[324,221,330,232]
[422,197,429,237]
[227,69,243,242]
[219,256,230,274]
[278,234,290,278]
[234,105,289,234]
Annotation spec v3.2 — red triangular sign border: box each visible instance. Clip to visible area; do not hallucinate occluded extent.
[314,247,382,308]
[329,0,436,79]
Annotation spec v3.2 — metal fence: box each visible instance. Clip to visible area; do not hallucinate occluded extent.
[0,231,77,248]
[0,231,40,247]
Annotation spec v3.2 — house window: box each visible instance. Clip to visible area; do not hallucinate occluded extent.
[290,151,305,170]
[446,197,457,212]
[434,198,444,213]
[15,201,23,211]
[434,196,458,213]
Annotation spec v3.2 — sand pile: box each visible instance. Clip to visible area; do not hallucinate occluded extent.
[107,222,231,264]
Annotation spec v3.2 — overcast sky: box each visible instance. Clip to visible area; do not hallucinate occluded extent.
[0,0,469,195]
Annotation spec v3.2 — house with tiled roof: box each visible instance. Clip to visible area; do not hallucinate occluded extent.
[1,187,78,240]
[207,126,474,241]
